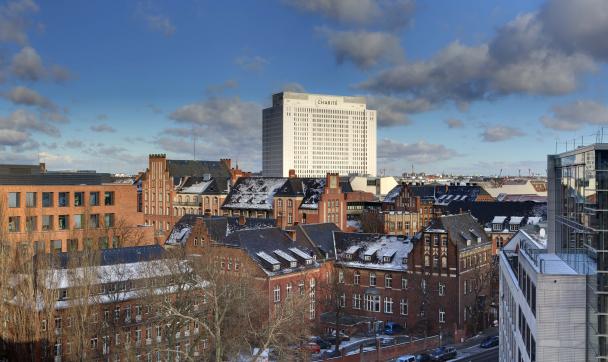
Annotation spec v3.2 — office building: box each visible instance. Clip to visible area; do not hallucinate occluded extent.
[262,92,377,177]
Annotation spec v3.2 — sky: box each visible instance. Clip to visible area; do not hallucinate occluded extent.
[0,0,607,176]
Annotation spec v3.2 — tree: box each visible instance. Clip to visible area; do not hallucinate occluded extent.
[464,252,493,334]
[317,263,351,353]
[143,247,312,362]
[361,211,384,234]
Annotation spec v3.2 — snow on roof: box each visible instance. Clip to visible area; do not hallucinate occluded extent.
[336,234,414,272]
[273,249,297,263]
[510,216,524,225]
[289,247,312,260]
[345,245,361,254]
[300,178,326,210]
[180,179,213,194]
[256,251,280,265]
[223,177,287,210]
[492,216,507,224]
[364,245,381,257]
[527,216,542,225]
[166,225,191,245]
[383,185,402,203]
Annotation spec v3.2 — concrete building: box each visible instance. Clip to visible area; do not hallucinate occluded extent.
[499,226,586,362]
[262,92,377,177]
[349,176,397,199]
[0,164,150,254]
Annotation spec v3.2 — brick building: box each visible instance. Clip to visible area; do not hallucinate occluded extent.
[0,245,206,362]
[140,154,247,242]
[222,173,349,230]
[0,165,150,254]
[380,211,421,237]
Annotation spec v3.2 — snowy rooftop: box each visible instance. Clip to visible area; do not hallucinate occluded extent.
[383,185,402,203]
[274,249,297,263]
[492,216,507,224]
[510,216,524,225]
[180,179,213,194]
[222,177,287,210]
[300,178,327,210]
[256,251,280,266]
[334,233,414,272]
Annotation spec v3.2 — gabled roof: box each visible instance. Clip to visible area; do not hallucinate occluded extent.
[427,213,491,250]
[165,215,276,245]
[295,223,341,259]
[222,177,287,210]
[275,177,328,210]
[177,176,224,195]
[38,245,167,269]
[383,185,402,203]
[167,160,230,179]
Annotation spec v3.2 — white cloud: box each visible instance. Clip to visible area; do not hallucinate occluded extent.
[445,118,464,129]
[378,138,460,164]
[481,126,525,142]
[540,100,608,131]
[4,86,56,110]
[0,0,38,45]
[136,2,175,37]
[90,124,116,133]
[235,55,269,72]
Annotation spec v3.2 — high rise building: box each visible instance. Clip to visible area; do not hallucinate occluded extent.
[262,92,377,177]
[547,145,607,361]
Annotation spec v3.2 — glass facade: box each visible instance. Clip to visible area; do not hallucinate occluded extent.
[549,146,608,360]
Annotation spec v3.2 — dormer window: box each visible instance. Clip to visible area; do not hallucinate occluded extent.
[272,264,280,271]
[402,257,408,265]
[364,255,372,261]
[290,261,297,268]
[383,256,391,263]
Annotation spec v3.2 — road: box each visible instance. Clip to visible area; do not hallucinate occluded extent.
[451,346,499,362]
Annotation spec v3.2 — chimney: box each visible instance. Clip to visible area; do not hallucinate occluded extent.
[238,214,246,226]
[220,158,232,169]
[288,169,297,178]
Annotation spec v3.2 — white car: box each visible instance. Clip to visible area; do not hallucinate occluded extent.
[396,355,416,362]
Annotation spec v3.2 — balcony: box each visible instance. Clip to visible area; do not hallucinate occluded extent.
[173,201,201,207]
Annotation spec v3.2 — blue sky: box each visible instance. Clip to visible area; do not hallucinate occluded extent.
[1,0,607,176]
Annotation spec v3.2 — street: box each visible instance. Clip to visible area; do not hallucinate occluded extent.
[451,345,499,362]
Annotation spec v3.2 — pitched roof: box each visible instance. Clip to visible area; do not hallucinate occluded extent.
[333,232,413,271]
[165,215,276,245]
[428,213,491,250]
[440,200,547,225]
[38,245,167,269]
[222,177,287,210]
[177,176,224,195]
[295,223,341,259]
[220,227,319,275]
[166,160,231,192]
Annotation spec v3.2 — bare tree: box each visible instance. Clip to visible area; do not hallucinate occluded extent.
[360,211,384,234]
[317,263,352,353]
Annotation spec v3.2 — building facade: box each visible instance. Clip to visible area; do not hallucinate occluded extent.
[0,167,149,254]
[547,145,608,361]
[499,227,586,362]
[262,92,377,177]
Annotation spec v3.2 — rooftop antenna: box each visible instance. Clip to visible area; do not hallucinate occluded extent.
[192,125,196,160]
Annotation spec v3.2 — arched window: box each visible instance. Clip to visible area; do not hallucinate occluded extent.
[441,256,448,268]
[287,199,293,208]
[354,271,360,285]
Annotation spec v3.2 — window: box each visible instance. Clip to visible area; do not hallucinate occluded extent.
[41,319,47,331]
[441,256,448,268]
[273,285,280,303]
[400,299,408,315]
[439,283,446,296]
[8,192,20,208]
[42,192,53,207]
[385,273,392,288]
[90,337,98,349]
[58,215,68,230]
[401,277,408,290]
[51,240,62,253]
[58,192,68,207]
[90,192,99,206]
[104,191,114,205]
[365,294,381,312]
[68,239,78,251]
[26,192,36,207]
[439,307,445,323]
[384,297,393,314]
[74,214,84,229]
[339,294,346,308]
[353,294,362,309]
[8,216,20,232]
[354,271,360,285]
[369,272,376,287]
[424,254,430,267]
[286,282,292,295]
[104,213,115,227]
[74,192,84,206]
[42,215,53,231]
[338,270,344,283]
[433,255,439,268]
[90,214,99,228]
[27,216,39,231]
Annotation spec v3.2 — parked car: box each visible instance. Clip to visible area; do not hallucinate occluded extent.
[301,342,320,354]
[325,331,351,342]
[480,335,499,348]
[379,336,396,346]
[415,353,432,362]
[396,355,417,362]
[384,322,406,335]
[429,346,457,361]
[321,349,341,358]
[309,336,332,350]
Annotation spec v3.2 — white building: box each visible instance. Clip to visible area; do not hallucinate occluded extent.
[499,226,587,362]
[349,175,398,199]
[262,92,377,177]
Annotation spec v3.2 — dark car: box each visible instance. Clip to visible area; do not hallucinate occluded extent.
[429,346,457,361]
[384,322,406,335]
[309,336,332,350]
[325,331,351,343]
[415,353,433,362]
[379,336,396,346]
[321,349,341,358]
[480,335,499,348]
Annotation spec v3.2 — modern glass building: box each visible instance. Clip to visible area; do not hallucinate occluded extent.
[548,144,608,361]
